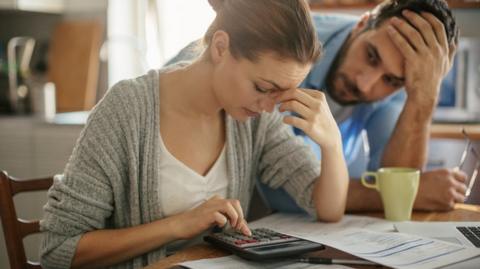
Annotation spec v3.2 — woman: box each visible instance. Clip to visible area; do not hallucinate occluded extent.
[40,0,348,268]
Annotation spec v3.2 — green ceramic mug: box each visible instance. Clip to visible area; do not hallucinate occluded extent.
[361,168,420,221]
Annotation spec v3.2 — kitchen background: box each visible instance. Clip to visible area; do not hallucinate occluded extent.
[0,0,479,268]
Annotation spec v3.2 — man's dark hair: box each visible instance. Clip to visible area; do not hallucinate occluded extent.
[367,0,459,45]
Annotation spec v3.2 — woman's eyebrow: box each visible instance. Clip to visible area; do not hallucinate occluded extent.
[260,78,289,91]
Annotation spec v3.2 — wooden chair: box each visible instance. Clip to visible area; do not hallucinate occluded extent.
[0,171,53,269]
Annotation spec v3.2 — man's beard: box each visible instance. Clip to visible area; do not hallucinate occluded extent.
[325,37,364,106]
[327,73,366,106]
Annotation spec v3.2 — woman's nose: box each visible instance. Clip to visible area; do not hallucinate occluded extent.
[258,97,276,113]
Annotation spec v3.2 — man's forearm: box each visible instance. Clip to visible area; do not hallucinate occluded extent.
[381,99,435,169]
[345,180,383,212]
[382,9,453,169]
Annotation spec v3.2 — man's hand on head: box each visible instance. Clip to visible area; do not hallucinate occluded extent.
[386,10,456,111]
[414,169,467,211]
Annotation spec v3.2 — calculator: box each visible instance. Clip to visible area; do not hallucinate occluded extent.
[204,228,324,260]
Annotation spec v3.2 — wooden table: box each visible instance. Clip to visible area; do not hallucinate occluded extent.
[430,124,480,140]
[146,204,480,269]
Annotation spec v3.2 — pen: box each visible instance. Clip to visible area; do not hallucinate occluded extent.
[296,257,378,266]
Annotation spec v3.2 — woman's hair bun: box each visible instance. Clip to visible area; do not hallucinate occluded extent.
[208,0,225,12]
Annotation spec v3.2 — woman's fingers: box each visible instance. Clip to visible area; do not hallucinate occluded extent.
[279,100,313,119]
[217,201,239,228]
[229,201,252,236]
[216,200,252,236]
[212,198,250,233]
[275,88,328,120]
[236,219,252,236]
[213,212,228,228]
[229,199,246,229]
[275,88,317,109]
[283,115,309,131]
[203,196,252,236]
[302,88,326,100]
[226,199,251,236]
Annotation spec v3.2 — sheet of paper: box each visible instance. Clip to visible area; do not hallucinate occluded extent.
[249,213,396,236]
[179,255,352,269]
[311,228,480,269]
[251,213,480,269]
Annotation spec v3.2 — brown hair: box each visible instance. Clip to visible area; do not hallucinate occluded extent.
[367,0,458,45]
[203,0,321,64]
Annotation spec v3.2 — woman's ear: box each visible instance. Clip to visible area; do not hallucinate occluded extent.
[209,30,230,64]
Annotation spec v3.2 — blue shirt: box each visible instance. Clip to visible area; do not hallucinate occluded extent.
[303,13,406,177]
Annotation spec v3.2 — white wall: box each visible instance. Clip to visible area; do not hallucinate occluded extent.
[452,9,480,38]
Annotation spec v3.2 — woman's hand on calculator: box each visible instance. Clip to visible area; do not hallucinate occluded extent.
[171,195,252,240]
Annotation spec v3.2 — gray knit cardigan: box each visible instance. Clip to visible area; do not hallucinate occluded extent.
[39,69,320,269]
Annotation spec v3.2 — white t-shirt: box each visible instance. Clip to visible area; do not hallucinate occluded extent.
[159,135,228,217]
[158,134,228,254]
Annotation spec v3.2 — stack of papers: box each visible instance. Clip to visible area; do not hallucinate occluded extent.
[179,214,480,269]
[316,228,479,269]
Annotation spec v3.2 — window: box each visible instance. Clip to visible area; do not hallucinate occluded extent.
[107,0,215,87]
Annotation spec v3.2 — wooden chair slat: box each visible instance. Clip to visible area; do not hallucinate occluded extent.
[18,219,41,238]
[0,171,53,269]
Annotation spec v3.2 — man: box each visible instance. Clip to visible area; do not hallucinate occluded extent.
[259,0,466,214]
[167,0,466,213]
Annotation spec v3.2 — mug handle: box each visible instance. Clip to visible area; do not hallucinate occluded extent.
[361,172,379,191]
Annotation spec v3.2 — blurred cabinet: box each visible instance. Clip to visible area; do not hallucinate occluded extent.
[0,116,83,178]
[0,0,64,13]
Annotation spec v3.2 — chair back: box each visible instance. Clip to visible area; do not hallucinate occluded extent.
[0,171,53,269]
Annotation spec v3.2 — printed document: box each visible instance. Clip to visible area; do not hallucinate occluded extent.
[251,213,480,269]
[316,228,480,269]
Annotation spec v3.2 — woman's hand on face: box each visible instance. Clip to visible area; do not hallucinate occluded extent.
[275,88,342,150]
[171,195,251,240]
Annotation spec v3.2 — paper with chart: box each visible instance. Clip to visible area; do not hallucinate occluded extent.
[179,255,352,269]
[249,213,480,269]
